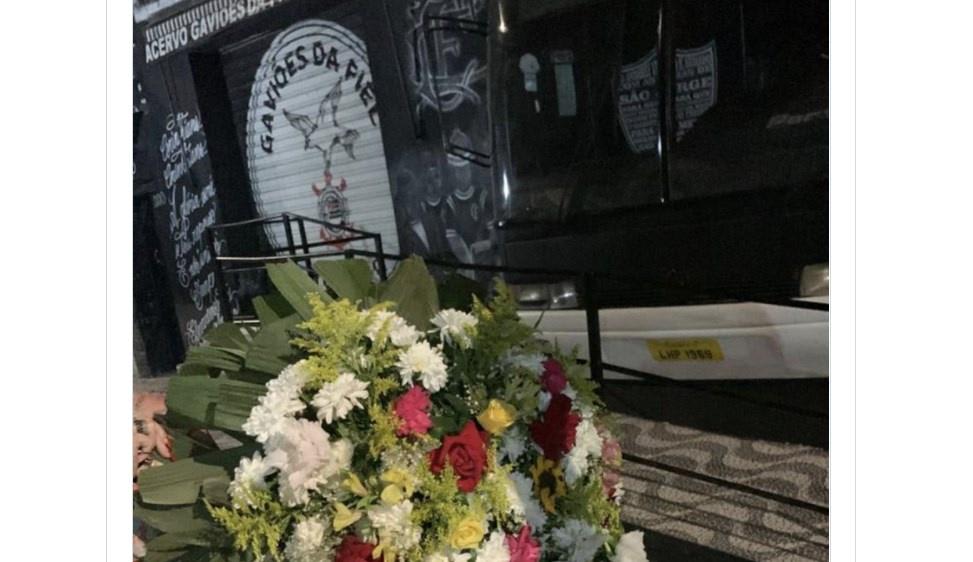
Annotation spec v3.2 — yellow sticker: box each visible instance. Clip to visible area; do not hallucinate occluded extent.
[647,339,725,361]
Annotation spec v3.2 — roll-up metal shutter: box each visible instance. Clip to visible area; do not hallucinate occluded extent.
[220,11,399,254]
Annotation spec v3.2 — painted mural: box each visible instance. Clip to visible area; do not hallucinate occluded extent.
[387,0,496,274]
[242,18,398,254]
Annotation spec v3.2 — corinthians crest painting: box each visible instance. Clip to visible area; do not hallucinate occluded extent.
[244,19,399,252]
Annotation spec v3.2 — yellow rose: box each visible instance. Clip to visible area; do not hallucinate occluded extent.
[449,516,486,550]
[476,399,517,435]
[333,502,362,531]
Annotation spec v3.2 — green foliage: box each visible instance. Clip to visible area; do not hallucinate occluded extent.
[243,314,302,374]
[314,258,375,303]
[265,260,330,319]
[560,475,622,542]
[437,272,486,311]
[252,293,296,325]
[471,281,535,363]
[183,346,245,373]
[376,256,439,329]
[138,444,258,506]
[564,359,604,409]
[202,323,254,352]
[165,376,266,433]
[135,501,214,535]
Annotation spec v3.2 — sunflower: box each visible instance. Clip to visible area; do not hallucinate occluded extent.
[530,457,567,513]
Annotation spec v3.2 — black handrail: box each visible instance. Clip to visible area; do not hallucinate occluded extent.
[206,214,828,396]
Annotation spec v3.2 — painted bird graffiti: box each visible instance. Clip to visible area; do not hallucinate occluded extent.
[281,80,361,179]
[281,80,360,244]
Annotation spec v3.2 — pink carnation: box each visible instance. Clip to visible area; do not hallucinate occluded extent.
[603,468,621,499]
[394,386,432,436]
[540,358,567,394]
[506,525,541,562]
[601,435,622,467]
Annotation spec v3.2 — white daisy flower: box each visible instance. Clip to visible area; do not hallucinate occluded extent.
[241,390,305,444]
[241,362,309,443]
[367,499,421,552]
[311,373,369,424]
[562,446,590,486]
[561,417,604,485]
[504,351,546,375]
[612,531,649,562]
[367,310,420,347]
[538,391,551,412]
[430,309,478,349]
[550,519,605,562]
[284,516,333,562]
[476,532,511,562]
[228,451,276,507]
[506,472,548,530]
[499,426,528,462]
[396,341,449,392]
[574,418,604,458]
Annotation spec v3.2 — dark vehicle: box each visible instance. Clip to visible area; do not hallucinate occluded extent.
[442,0,828,307]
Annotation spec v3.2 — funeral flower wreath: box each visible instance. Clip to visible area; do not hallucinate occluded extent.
[134,258,647,562]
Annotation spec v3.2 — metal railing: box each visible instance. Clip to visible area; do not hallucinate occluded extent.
[206,214,827,394]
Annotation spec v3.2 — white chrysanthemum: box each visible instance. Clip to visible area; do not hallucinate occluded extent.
[424,553,450,562]
[550,519,605,562]
[613,479,625,504]
[367,310,421,347]
[284,516,332,562]
[431,309,478,349]
[562,417,603,485]
[228,452,276,507]
[311,373,369,424]
[562,446,590,486]
[574,418,604,458]
[242,363,309,443]
[499,426,527,462]
[476,532,511,562]
[505,351,545,375]
[242,390,306,444]
[265,419,352,506]
[367,499,421,551]
[396,341,449,392]
[538,391,551,412]
[507,472,547,530]
[612,531,648,562]
[540,384,579,413]
[267,361,310,396]
[564,383,578,401]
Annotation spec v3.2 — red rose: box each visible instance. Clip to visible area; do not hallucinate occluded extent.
[540,359,567,394]
[530,393,580,460]
[336,535,379,562]
[428,420,489,492]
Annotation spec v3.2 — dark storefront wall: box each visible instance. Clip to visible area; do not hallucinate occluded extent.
[133,0,500,371]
